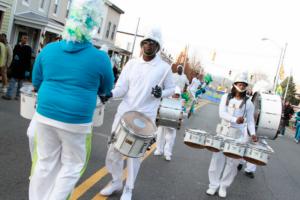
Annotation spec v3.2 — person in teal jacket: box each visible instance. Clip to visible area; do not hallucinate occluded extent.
[29,1,114,199]
[294,111,300,143]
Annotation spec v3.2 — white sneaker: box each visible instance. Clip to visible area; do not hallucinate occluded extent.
[206,188,217,196]
[165,155,171,161]
[99,181,122,196]
[218,186,227,198]
[153,150,162,156]
[120,187,132,200]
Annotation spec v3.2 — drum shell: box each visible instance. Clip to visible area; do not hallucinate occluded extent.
[244,144,270,166]
[252,92,282,139]
[184,130,207,149]
[114,123,153,158]
[223,140,246,159]
[20,92,36,120]
[156,98,183,129]
[92,100,104,127]
[205,135,223,152]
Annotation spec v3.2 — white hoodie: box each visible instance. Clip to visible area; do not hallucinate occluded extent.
[112,55,175,121]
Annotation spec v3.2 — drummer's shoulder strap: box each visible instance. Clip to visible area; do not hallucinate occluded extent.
[239,96,249,109]
[226,93,249,109]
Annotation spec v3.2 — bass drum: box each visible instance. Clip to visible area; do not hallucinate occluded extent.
[252,92,282,140]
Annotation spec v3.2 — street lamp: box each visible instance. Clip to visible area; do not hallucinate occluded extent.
[261,38,288,93]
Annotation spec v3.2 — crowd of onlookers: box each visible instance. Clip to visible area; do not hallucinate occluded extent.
[0,33,32,100]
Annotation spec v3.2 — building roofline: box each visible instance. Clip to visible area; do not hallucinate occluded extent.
[105,0,124,14]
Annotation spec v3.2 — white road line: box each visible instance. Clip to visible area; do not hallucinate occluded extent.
[93,132,109,138]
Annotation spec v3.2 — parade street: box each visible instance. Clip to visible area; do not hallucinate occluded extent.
[1,98,300,200]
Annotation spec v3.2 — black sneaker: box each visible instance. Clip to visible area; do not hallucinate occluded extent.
[14,96,19,100]
[237,164,243,171]
[244,171,255,179]
[2,95,12,100]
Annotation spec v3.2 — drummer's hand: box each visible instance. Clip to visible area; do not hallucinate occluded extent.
[251,135,258,142]
[236,117,244,124]
[151,85,162,98]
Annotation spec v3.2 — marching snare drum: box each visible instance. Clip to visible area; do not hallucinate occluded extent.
[156,98,183,129]
[184,129,207,149]
[252,92,282,140]
[223,139,247,159]
[244,142,273,166]
[92,97,105,127]
[114,111,157,158]
[205,135,224,152]
[20,84,37,120]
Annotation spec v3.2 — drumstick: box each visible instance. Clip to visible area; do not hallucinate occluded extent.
[158,67,171,87]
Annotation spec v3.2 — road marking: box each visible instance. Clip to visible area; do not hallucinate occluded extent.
[93,132,109,138]
[71,144,157,200]
[91,144,156,200]
[194,101,209,111]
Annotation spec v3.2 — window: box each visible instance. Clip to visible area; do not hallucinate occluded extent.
[97,17,103,34]
[105,22,111,38]
[0,11,3,30]
[54,0,59,15]
[111,24,116,40]
[40,0,45,9]
[22,0,30,6]
[66,0,72,18]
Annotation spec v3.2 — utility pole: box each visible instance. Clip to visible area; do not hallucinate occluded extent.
[273,43,288,93]
[131,17,140,58]
[283,69,292,101]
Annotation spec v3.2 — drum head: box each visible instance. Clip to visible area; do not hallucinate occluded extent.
[121,111,157,138]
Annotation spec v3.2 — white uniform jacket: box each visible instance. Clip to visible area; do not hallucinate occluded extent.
[219,93,256,140]
[112,55,175,121]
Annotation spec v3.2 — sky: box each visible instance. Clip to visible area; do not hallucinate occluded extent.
[111,0,300,85]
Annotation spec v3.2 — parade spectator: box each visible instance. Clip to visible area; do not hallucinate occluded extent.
[28,0,114,199]
[280,101,294,136]
[0,34,7,93]
[0,34,13,94]
[2,33,32,100]
[294,111,300,143]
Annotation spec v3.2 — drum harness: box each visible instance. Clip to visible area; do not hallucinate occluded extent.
[223,93,250,137]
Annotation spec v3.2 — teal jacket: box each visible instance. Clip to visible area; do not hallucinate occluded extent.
[32,40,114,123]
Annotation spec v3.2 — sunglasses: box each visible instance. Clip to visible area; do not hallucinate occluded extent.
[141,40,157,46]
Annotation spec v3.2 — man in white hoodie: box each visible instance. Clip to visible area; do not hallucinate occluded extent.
[99,28,175,200]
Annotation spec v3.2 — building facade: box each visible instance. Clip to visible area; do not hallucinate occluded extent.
[10,0,70,54]
[0,0,15,38]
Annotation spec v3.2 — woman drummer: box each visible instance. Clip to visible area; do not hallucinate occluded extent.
[206,73,257,198]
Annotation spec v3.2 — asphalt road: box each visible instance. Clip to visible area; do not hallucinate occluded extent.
[1,98,300,200]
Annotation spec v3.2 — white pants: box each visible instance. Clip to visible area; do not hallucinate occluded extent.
[29,122,92,200]
[240,160,257,173]
[208,152,240,190]
[27,115,37,159]
[105,115,142,190]
[155,126,176,157]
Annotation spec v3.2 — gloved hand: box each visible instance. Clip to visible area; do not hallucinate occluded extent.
[99,92,112,104]
[151,85,162,98]
[201,88,206,94]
